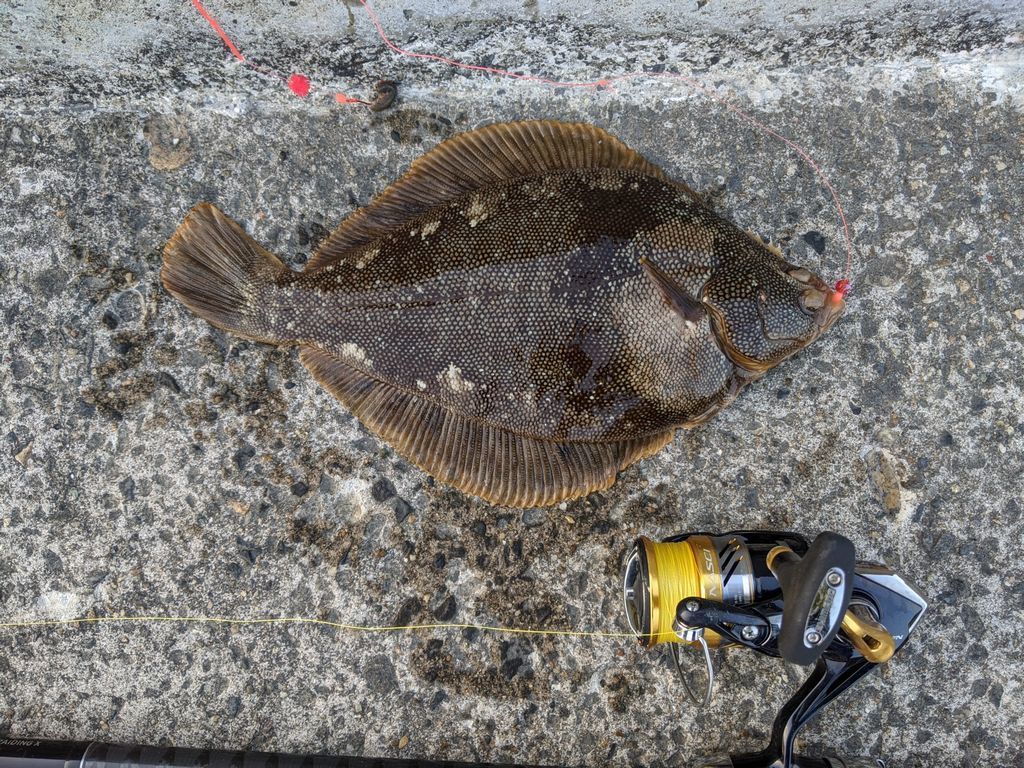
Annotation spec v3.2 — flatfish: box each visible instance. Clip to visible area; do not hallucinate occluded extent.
[162,120,844,507]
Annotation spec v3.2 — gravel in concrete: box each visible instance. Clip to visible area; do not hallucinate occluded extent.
[1,2,1022,766]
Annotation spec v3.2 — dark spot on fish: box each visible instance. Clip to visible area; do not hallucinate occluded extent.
[290,480,309,497]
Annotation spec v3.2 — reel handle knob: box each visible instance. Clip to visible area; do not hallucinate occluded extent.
[767,532,856,665]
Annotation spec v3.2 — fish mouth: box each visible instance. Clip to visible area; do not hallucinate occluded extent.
[815,290,845,331]
[788,267,845,332]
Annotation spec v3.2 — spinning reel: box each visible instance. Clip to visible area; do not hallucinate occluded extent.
[623,530,927,768]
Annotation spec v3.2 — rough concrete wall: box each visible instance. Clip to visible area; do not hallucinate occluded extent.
[1,1,1022,767]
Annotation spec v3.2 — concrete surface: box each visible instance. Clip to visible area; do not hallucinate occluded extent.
[1,1,1023,767]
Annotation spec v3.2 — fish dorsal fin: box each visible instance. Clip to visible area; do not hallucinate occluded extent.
[744,229,785,258]
[307,120,683,272]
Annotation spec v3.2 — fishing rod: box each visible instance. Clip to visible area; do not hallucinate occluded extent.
[1,529,925,768]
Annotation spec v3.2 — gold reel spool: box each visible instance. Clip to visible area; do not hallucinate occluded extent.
[623,535,726,706]
[622,536,728,647]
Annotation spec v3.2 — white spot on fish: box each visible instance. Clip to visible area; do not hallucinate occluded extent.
[420,220,440,239]
[340,342,372,367]
[465,196,490,227]
[438,363,475,392]
[416,379,427,390]
[589,172,624,192]
[355,247,380,270]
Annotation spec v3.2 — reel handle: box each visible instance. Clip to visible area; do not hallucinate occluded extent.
[767,532,855,665]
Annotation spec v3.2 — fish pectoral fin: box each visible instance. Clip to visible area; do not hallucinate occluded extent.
[640,257,706,324]
[299,345,674,508]
[308,120,692,272]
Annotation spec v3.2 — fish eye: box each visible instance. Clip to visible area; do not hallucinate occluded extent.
[799,288,827,314]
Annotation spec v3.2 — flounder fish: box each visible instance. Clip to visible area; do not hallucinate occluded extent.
[162,120,844,507]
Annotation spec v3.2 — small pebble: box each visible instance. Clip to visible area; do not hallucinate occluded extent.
[14,441,32,466]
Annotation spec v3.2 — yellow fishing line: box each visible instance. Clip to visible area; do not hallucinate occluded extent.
[643,538,704,646]
[0,614,642,640]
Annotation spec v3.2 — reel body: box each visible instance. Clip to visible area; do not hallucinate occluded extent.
[623,532,808,647]
[623,530,926,768]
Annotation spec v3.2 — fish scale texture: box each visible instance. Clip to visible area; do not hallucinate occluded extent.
[253,170,738,439]
[1,2,1024,767]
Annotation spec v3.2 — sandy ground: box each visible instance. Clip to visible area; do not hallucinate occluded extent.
[1,2,1022,766]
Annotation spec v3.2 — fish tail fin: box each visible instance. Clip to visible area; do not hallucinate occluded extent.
[161,203,286,342]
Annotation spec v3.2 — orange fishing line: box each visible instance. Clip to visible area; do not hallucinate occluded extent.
[190,0,246,62]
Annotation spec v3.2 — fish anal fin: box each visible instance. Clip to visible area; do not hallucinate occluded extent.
[299,346,673,507]
[640,257,707,324]
[308,120,692,272]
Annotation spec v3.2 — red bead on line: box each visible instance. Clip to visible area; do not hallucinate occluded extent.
[288,74,311,97]
[834,279,851,297]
